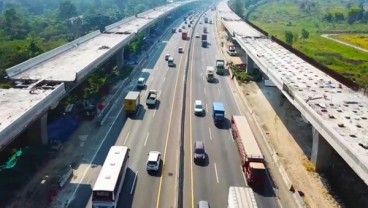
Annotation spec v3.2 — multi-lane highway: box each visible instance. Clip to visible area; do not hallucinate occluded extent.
[182,10,280,208]
[67,7,285,208]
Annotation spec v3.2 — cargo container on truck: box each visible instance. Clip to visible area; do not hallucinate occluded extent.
[231,115,266,186]
[212,102,225,126]
[124,91,140,114]
[228,186,258,208]
[206,66,215,82]
[203,26,207,33]
[201,34,207,47]
[215,58,225,75]
[182,30,188,40]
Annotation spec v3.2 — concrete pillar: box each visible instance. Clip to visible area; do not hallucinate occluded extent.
[311,126,332,172]
[246,54,255,74]
[116,48,124,71]
[26,113,48,145]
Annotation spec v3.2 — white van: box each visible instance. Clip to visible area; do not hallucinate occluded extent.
[168,57,175,67]
[137,77,146,89]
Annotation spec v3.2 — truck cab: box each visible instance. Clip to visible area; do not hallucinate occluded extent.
[245,161,266,186]
[212,102,225,126]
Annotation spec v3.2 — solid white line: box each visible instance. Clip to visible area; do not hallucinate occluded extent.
[153,110,156,117]
[130,171,138,194]
[144,132,150,146]
[124,131,130,145]
[214,163,219,183]
[206,103,208,113]
[208,127,213,140]
[68,103,126,203]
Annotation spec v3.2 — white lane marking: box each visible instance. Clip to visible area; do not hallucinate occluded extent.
[144,132,150,146]
[68,103,126,203]
[218,88,221,95]
[214,163,219,183]
[204,87,206,94]
[206,103,208,113]
[241,166,247,185]
[202,74,205,81]
[130,171,138,194]
[158,91,162,98]
[208,127,213,140]
[124,131,130,145]
[153,110,156,117]
[163,76,166,82]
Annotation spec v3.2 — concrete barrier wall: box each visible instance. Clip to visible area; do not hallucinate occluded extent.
[70,30,101,46]
[6,31,101,79]
[75,34,135,82]
[105,16,136,31]
[0,84,66,147]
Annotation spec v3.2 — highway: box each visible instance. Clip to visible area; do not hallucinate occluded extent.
[182,10,281,208]
[66,13,190,208]
[67,7,284,208]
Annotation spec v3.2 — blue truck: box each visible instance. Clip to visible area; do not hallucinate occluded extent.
[212,102,225,126]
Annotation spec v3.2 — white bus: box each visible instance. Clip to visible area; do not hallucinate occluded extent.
[92,146,130,208]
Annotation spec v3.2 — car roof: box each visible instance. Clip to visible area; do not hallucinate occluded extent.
[198,200,209,208]
[195,100,202,105]
[138,77,145,81]
[195,141,204,149]
[148,151,161,161]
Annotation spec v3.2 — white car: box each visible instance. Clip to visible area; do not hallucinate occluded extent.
[147,151,161,172]
[195,33,200,38]
[194,100,204,115]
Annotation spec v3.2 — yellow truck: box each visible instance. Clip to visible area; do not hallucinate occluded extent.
[124,91,141,114]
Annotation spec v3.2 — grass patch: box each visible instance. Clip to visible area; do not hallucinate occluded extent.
[248,0,368,86]
[330,34,368,50]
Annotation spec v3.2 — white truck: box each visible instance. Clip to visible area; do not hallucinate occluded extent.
[228,186,258,208]
[206,66,215,82]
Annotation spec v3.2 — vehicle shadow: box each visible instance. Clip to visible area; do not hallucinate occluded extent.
[194,153,209,167]
[119,168,137,208]
[147,160,163,177]
[208,78,219,84]
[128,105,146,120]
[215,117,231,130]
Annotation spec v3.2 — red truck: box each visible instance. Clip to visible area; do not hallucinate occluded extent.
[182,31,188,40]
[231,115,266,186]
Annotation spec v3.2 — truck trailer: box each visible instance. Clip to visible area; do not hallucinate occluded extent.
[215,58,225,75]
[201,34,207,47]
[228,186,258,208]
[124,91,141,114]
[231,115,266,186]
[182,30,188,40]
[212,102,225,126]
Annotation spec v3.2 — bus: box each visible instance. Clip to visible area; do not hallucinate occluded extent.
[92,146,130,208]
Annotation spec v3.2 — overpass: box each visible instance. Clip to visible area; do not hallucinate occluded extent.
[0,0,196,150]
[217,1,368,186]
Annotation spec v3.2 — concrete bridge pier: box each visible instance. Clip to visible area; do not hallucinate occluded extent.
[26,113,48,145]
[246,54,256,74]
[116,48,125,71]
[311,126,333,172]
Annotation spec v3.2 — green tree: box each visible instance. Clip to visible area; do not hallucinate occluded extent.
[58,1,78,20]
[334,12,345,22]
[3,9,31,39]
[324,12,333,23]
[233,0,244,16]
[301,29,309,40]
[285,31,294,45]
